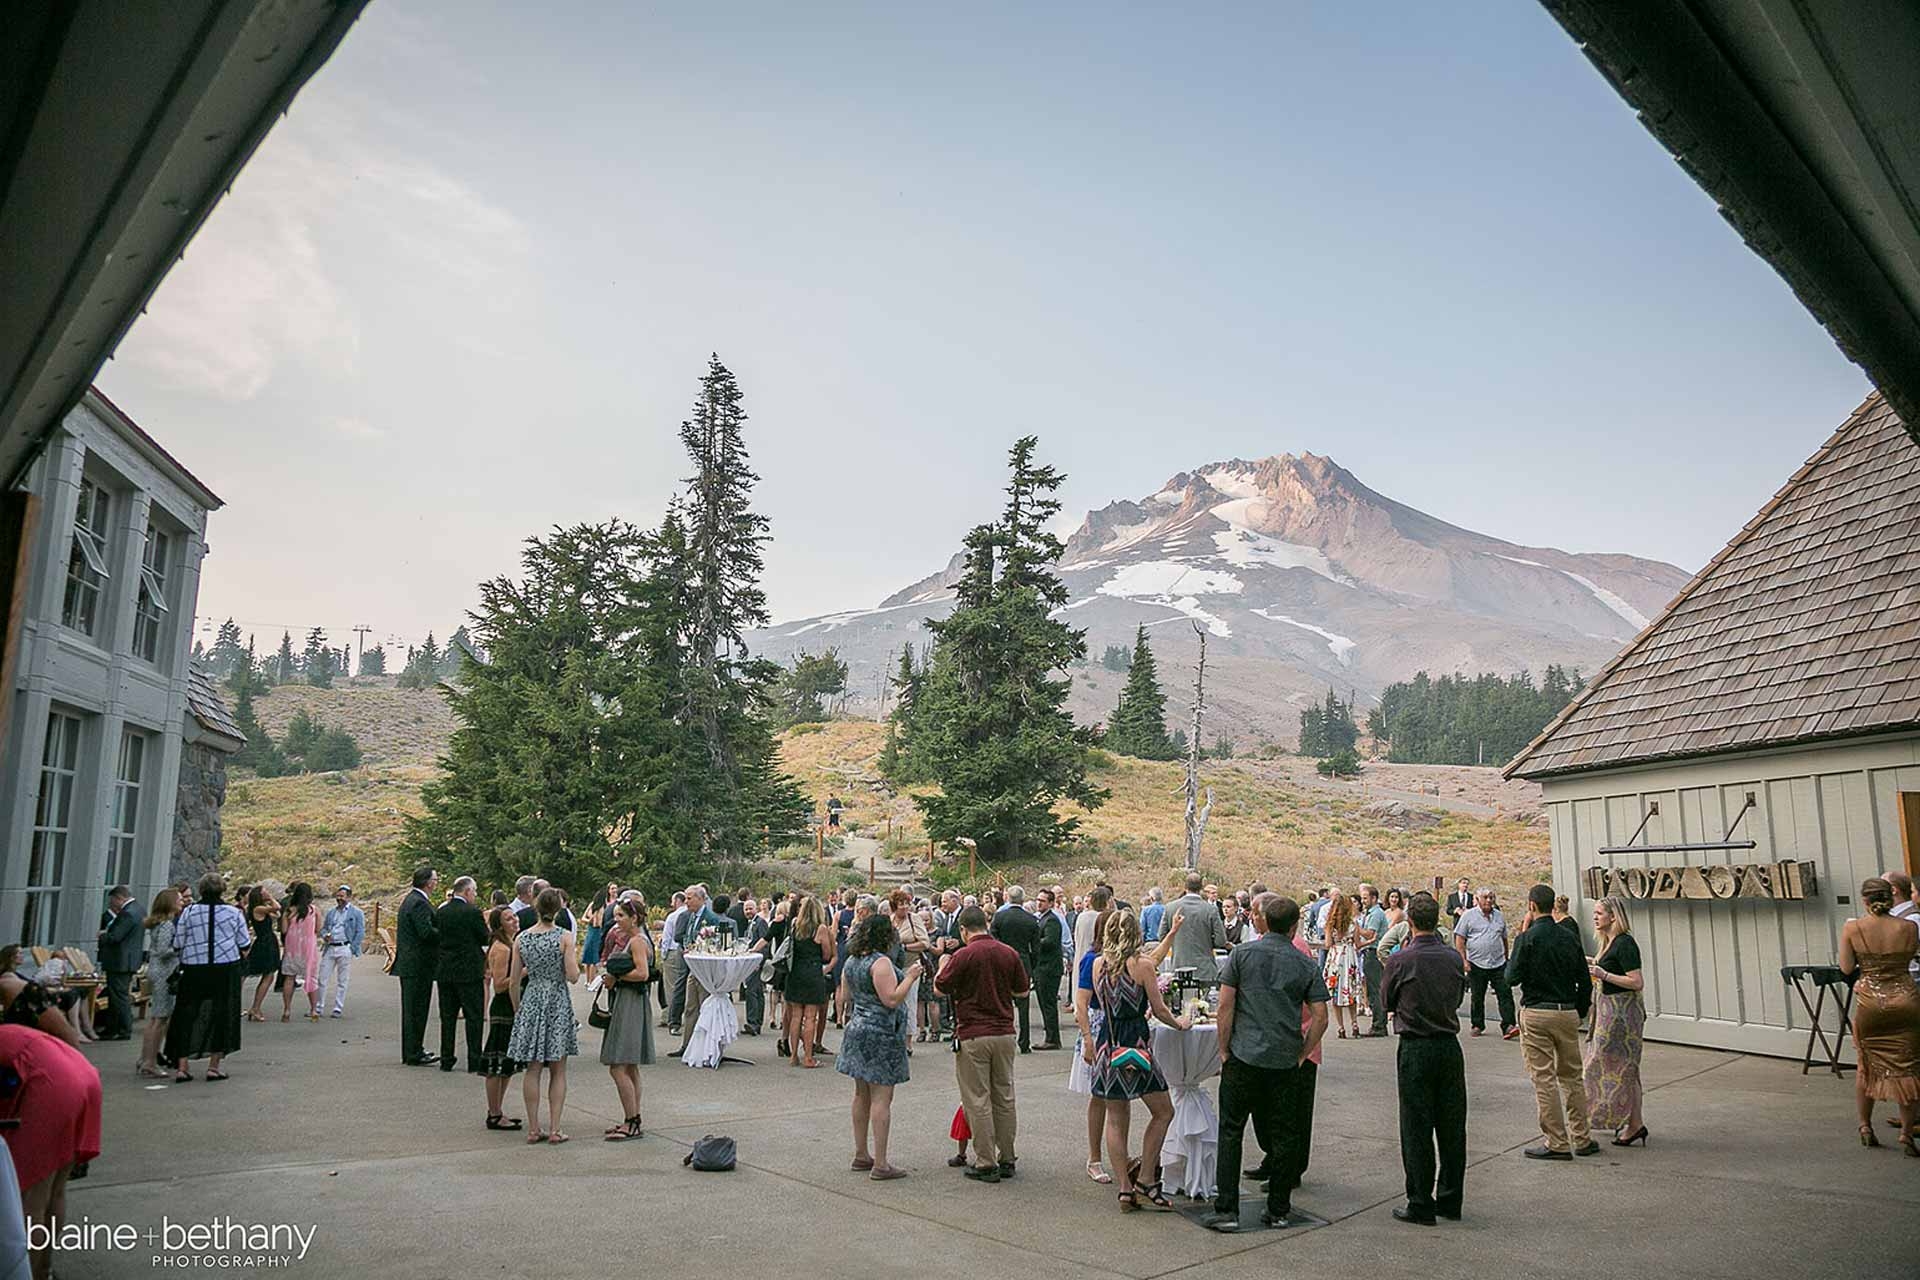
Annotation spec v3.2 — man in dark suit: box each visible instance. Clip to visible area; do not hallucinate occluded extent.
[1032,887,1066,1050]
[1444,878,1475,928]
[990,885,1042,1053]
[395,866,441,1065]
[435,876,489,1072]
[96,885,142,1040]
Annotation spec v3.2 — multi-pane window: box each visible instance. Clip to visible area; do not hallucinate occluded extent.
[23,712,81,946]
[107,729,146,891]
[132,524,171,663]
[61,477,112,635]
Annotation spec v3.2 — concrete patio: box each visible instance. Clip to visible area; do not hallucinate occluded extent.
[56,955,1913,1278]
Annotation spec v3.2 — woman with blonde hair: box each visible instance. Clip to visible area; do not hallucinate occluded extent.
[783,894,836,1068]
[1321,892,1362,1039]
[1583,896,1647,1146]
[1087,908,1189,1211]
[506,887,581,1144]
[1840,878,1920,1154]
[137,888,182,1078]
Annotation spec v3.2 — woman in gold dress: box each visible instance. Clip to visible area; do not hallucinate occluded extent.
[1839,878,1920,1155]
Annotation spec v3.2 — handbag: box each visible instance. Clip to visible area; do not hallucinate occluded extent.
[587,985,614,1030]
[683,1134,736,1172]
[768,936,793,966]
[1108,1044,1154,1074]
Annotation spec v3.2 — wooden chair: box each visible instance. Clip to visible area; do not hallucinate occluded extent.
[372,927,395,958]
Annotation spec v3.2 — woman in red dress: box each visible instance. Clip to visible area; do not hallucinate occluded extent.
[0,1023,103,1280]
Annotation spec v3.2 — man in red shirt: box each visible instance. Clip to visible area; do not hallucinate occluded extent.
[934,905,1029,1183]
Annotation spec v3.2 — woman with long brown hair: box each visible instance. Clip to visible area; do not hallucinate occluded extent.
[599,897,655,1142]
[783,894,836,1068]
[138,888,182,1078]
[1840,878,1920,1155]
[1321,891,1362,1039]
[478,906,523,1131]
[242,886,281,1023]
[279,881,321,1022]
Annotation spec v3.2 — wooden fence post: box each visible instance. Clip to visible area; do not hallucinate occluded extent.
[869,856,875,887]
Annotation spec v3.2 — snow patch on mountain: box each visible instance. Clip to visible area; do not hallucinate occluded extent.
[1096,561,1242,638]
[1144,599,1233,637]
[1252,608,1356,665]
[783,601,926,636]
[1209,498,1349,584]
[1496,555,1650,631]
[1200,465,1262,500]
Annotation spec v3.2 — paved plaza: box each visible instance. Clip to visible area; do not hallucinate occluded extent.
[58,956,1913,1278]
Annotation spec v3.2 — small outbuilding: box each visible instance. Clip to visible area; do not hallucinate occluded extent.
[1506,392,1920,1058]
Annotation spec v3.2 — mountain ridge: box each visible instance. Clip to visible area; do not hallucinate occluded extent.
[755,450,1692,746]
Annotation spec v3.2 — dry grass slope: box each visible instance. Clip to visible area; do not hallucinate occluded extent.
[773,721,1551,901]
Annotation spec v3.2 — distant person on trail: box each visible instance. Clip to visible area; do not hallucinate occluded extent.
[827,795,845,829]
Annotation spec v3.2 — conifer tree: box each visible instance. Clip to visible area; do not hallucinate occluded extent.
[273,631,297,685]
[1105,625,1176,760]
[358,644,387,676]
[208,618,246,678]
[910,437,1106,859]
[302,627,335,688]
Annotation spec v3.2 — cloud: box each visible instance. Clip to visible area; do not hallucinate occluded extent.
[116,87,528,402]
[332,416,385,441]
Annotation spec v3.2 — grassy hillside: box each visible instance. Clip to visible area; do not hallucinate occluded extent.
[773,720,1551,901]
[216,688,1550,911]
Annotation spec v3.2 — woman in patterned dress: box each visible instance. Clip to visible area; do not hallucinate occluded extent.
[836,914,920,1179]
[1321,892,1363,1039]
[1583,896,1648,1146]
[507,888,581,1144]
[479,907,524,1131]
[138,889,181,1078]
[1088,908,1190,1212]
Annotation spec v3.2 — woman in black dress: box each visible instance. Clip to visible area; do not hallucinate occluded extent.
[767,897,791,1050]
[243,887,281,1022]
[479,907,523,1131]
[782,895,836,1069]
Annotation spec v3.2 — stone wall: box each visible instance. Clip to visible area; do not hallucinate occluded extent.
[172,741,229,884]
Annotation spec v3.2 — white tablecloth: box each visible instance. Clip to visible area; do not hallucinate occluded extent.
[1153,1022,1222,1198]
[682,952,764,1069]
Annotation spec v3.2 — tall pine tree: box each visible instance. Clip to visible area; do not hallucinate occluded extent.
[302,627,335,688]
[910,437,1106,859]
[1105,625,1175,760]
[273,631,297,685]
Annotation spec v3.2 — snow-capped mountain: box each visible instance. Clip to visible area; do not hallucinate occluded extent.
[749,454,1691,746]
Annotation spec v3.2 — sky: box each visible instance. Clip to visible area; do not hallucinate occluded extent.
[98,1,1870,660]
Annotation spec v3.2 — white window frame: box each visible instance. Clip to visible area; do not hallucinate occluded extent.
[132,524,172,663]
[23,711,82,946]
[61,477,113,635]
[108,728,147,893]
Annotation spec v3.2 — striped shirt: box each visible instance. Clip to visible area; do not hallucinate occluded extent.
[173,903,251,965]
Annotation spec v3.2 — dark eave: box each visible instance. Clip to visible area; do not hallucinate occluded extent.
[0,0,372,486]
[1542,1,1920,439]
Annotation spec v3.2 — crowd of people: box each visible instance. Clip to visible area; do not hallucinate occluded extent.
[4,861,1919,1278]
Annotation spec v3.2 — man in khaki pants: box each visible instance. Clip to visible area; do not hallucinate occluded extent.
[934,905,1029,1183]
[1505,884,1597,1160]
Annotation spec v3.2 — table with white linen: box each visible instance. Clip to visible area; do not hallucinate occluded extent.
[1153,1021,1223,1198]
[682,952,764,1068]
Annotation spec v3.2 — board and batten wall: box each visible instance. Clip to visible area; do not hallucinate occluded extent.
[1537,734,1920,1060]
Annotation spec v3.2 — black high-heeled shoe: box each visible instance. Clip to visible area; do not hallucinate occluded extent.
[1611,1126,1649,1147]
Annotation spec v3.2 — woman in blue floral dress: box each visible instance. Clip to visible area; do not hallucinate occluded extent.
[507,888,580,1144]
[836,915,920,1180]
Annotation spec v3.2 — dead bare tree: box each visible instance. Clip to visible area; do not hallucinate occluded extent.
[1183,622,1212,873]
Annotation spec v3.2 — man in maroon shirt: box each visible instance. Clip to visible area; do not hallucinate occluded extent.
[934,905,1029,1182]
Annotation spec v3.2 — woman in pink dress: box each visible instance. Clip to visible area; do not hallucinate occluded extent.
[1,1022,102,1280]
[279,882,322,1021]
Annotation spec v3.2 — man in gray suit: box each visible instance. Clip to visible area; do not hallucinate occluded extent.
[1167,873,1230,981]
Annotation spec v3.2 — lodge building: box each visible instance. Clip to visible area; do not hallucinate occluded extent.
[1507,392,1920,1059]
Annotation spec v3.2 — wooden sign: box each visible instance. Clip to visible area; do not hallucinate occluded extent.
[1583,861,1817,902]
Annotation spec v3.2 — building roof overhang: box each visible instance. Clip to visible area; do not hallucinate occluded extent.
[1543,0,1920,438]
[0,1,370,486]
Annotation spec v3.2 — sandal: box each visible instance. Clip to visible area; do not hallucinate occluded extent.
[605,1118,644,1142]
[869,1165,909,1181]
[1086,1160,1112,1184]
[205,1070,230,1081]
[1117,1190,1140,1213]
[246,1012,266,1022]
[173,1070,194,1083]
[548,1132,571,1145]
[851,1155,875,1171]
[1141,1180,1174,1210]
[137,1064,167,1079]
[1861,1124,1883,1148]
[527,1130,546,1144]
[486,1114,524,1131]
[280,1012,291,1023]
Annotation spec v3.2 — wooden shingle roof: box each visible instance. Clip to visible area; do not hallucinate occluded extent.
[1506,391,1920,780]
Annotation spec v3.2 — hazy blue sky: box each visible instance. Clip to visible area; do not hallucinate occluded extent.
[100,1,1868,658]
